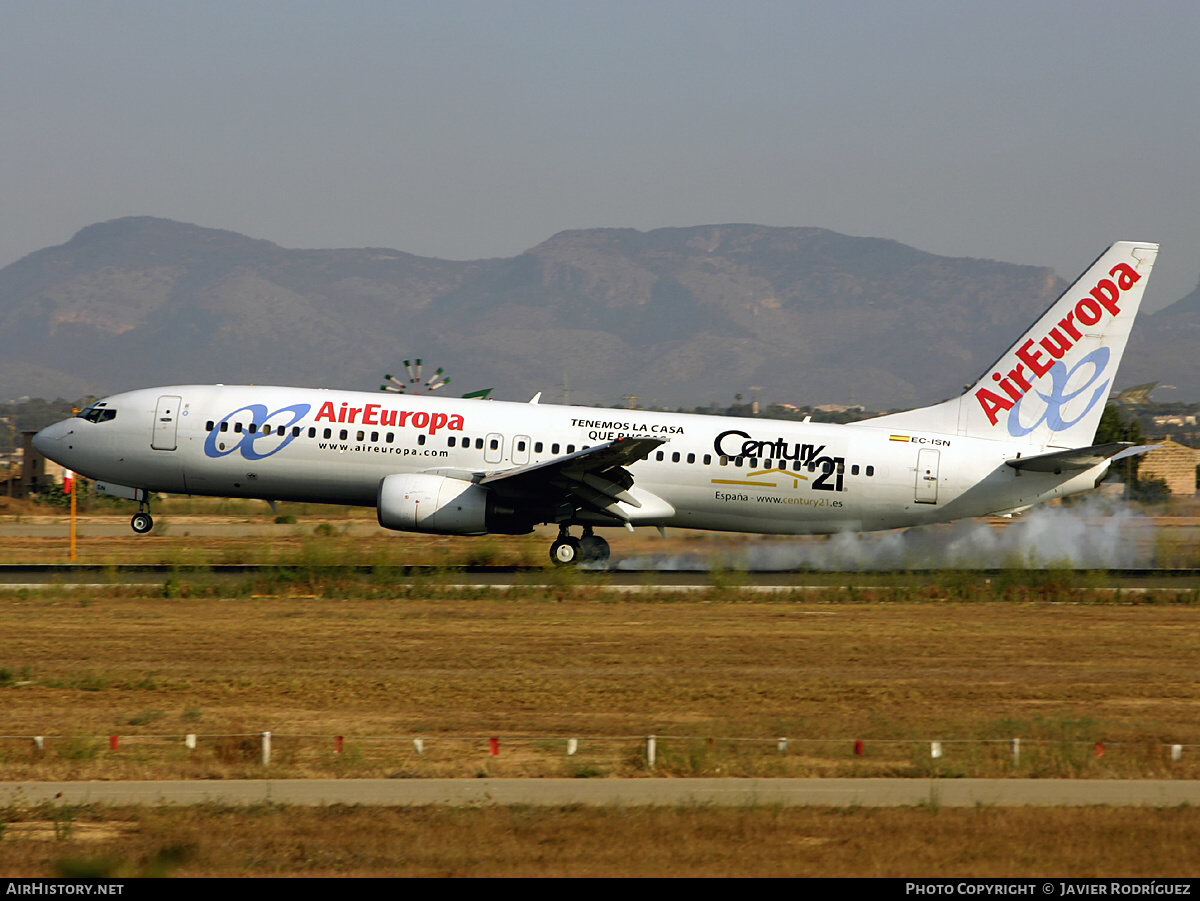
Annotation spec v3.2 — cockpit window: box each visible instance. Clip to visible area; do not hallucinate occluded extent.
[76,403,117,424]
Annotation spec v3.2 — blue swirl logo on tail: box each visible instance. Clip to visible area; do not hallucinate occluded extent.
[1007,348,1109,438]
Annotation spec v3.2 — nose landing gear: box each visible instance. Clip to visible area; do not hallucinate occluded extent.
[130,502,153,534]
[549,526,611,567]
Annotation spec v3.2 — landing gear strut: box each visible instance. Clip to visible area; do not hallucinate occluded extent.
[130,501,153,534]
[549,526,610,567]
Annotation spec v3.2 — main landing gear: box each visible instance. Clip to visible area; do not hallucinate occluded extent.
[130,501,153,534]
[549,526,610,567]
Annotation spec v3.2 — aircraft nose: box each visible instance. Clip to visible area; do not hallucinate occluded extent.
[32,419,75,457]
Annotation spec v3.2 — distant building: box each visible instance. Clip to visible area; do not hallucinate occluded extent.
[814,404,865,414]
[12,431,66,499]
[1137,438,1199,496]
[1,455,19,498]
[1152,414,1197,428]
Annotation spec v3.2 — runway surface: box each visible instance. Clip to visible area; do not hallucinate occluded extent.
[3,562,1200,588]
[5,778,1200,807]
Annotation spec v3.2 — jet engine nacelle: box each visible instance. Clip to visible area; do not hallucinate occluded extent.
[376,473,534,535]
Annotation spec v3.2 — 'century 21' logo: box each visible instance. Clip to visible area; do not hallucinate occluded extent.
[203,403,311,460]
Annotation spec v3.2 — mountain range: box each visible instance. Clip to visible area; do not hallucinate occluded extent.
[0,217,1194,410]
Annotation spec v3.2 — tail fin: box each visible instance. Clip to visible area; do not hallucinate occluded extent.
[860,241,1159,446]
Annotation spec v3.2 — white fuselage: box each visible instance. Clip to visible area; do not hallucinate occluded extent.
[33,384,1104,535]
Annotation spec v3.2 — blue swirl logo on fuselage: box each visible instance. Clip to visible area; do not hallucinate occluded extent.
[203,403,311,460]
[1006,347,1110,438]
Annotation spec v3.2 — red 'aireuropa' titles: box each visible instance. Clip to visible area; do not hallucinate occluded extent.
[974,262,1141,426]
[314,400,465,434]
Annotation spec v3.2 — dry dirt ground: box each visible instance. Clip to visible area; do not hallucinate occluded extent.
[3,591,1200,780]
[5,805,1200,877]
[4,505,1200,876]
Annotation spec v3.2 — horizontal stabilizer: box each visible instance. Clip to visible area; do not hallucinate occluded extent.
[1004,442,1156,473]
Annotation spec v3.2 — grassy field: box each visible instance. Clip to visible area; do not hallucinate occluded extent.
[3,573,1200,780]
[5,804,1200,877]
[5,493,1200,568]
[5,505,1200,876]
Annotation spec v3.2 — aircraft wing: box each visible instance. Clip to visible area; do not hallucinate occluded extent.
[477,436,666,521]
[1004,442,1157,473]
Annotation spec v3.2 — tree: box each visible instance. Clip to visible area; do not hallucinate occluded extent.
[1094,403,1145,485]
[1131,475,1170,505]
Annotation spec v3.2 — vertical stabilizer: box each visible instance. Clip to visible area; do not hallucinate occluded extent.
[859,241,1158,447]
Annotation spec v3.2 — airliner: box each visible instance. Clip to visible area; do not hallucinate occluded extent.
[33,241,1158,566]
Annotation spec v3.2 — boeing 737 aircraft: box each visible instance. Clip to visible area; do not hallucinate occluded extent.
[34,241,1158,566]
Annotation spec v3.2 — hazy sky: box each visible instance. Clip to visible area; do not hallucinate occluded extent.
[3,0,1198,310]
